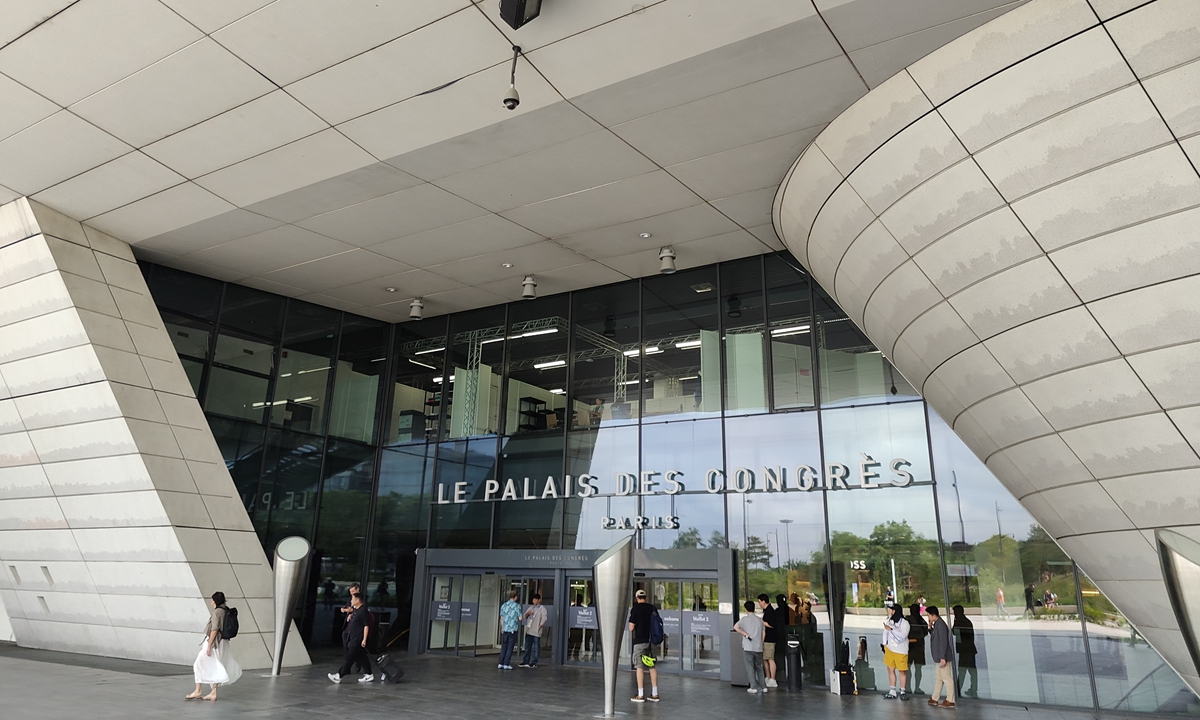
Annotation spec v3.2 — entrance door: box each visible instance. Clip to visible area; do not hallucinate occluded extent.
[634,578,682,674]
[566,577,600,666]
[683,580,720,675]
[428,575,461,654]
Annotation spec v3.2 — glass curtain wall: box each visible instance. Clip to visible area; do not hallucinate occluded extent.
[142,256,1194,714]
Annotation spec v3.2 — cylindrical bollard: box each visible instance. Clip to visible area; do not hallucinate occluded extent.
[786,639,802,692]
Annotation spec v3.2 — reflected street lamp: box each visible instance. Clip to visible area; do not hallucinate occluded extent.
[780,519,794,569]
[767,530,779,569]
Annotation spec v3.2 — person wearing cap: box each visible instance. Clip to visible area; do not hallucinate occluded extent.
[627,589,660,702]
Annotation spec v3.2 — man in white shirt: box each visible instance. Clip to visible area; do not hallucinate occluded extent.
[734,600,767,695]
[882,605,911,700]
[519,593,548,668]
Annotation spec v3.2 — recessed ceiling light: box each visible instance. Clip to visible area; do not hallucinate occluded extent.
[639,232,652,238]
[385,287,396,292]
[502,262,514,268]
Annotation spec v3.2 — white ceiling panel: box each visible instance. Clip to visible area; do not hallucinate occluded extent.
[380,99,601,182]
[234,275,309,297]
[419,285,510,315]
[528,0,822,99]
[88,183,235,244]
[611,56,864,167]
[369,214,544,268]
[0,72,59,143]
[0,0,202,106]
[428,240,590,287]
[0,185,18,205]
[600,229,769,277]
[287,8,508,126]
[816,0,1024,52]
[0,110,131,195]
[339,58,572,165]
[477,261,631,302]
[141,91,328,179]
[321,269,465,307]
[667,127,822,201]
[434,130,657,213]
[70,38,274,147]
[748,223,785,251]
[501,170,703,238]
[142,254,248,282]
[571,14,841,127]
[31,152,184,221]
[262,249,413,292]
[213,0,470,86]
[295,292,367,314]
[245,162,422,224]
[554,204,739,260]
[130,206,278,254]
[194,129,376,207]
[187,225,355,276]
[298,183,488,246]
[849,3,1023,88]
[159,0,275,34]
[0,0,74,47]
[710,186,777,229]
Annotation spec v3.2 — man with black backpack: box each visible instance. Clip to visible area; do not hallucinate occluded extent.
[628,589,662,703]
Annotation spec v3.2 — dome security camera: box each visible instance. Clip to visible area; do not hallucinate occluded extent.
[503,85,520,111]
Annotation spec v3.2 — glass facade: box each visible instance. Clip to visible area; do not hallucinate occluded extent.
[142,256,1189,713]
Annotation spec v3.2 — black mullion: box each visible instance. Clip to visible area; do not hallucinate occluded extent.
[762,254,776,412]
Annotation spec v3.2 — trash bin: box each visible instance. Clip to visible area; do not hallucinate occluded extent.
[786,640,802,691]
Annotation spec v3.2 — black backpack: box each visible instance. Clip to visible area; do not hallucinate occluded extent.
[221,606,240,640]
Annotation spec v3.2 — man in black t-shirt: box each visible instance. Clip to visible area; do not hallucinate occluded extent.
[757,594,778,688]
[627,589,660,703]
[329,593,371,683]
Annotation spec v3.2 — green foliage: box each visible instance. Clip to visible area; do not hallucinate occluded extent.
[671,526,704,549]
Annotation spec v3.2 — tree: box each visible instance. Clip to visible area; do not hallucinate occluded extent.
[708,531,728,549]
[744,535,773,568]
[671,526,703,549]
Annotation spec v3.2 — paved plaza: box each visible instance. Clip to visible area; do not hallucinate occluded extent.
[0,644,1148,720]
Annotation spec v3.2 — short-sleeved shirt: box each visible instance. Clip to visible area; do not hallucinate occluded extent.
[203,605,227,639]
[500,600,522,632]
[735,612,763,652]
[524,604,548,637]
[761,605,778,642]
[345,605,369,643]
[628,602,656,644]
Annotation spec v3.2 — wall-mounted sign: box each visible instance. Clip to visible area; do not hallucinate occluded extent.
[569,606,598,629]
[433,455,917,506]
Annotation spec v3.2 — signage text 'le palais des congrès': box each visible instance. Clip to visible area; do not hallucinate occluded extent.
[433,455,920,530]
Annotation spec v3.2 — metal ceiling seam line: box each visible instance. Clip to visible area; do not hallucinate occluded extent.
[0,0,81,55]
[808,0,870,90]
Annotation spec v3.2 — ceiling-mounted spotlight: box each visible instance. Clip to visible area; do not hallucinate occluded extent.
[409,297,424,320]
[521,274,537,300]
[499,0,542,31]
[503,45,521,110]
[658,246,677,274]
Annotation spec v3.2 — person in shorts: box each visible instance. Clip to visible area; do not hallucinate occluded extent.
[627,589,660,702]
[757,594,778,688]
[882,604,911,700]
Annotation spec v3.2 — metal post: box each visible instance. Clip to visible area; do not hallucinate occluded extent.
[270,536,312,676]
[594,535,634,716]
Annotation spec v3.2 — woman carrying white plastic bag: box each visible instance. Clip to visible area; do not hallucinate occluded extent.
[187,591,242,701]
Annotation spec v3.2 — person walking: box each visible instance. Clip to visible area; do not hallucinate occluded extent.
[1024,583,1038,618]
[882,604,911,700]
[906,603,927,695]
[952,605,978,698]
[926,606,955,709]
[188,592,241,701]
[340,583,372,680]
[518,593,547,668]
[328,591,371,684]
[735,600,767,695]
[995,587,1010,619]
[758,594,778,688]
[498,590,522,670]
[628,589,661,702]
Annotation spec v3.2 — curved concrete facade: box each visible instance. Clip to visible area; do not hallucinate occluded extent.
[776,0,1200,692]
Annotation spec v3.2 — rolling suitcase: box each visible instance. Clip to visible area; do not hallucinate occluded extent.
[375,653,405,683]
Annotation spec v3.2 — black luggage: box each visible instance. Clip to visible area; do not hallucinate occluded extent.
[375,653,405,683]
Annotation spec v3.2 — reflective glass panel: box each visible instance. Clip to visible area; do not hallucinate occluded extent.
[181,358,204,397]
[257,431,324,552]
[213,332,275,375]
[311,441,375,648]
[721,257,768,416]
[564,425,639,549]
[504,296,569,435]
[570,283,640,428]
[389,317,447,445]
[218,284,285,341]
[208,417,267,516]
[641,419,725,550]
[765,255,815,410]
[429,437,498,548]
[495,432,566,548]
[203,366,269,423]
[814,284,916,407]
[161,311,211,360]
[641,267,720,421]
[145,264,221,321]
[445,308,505,439]
[329,317,389,443]
[271,300,339,435]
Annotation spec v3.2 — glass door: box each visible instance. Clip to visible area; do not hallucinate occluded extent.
[428,575,461,653]
[566,577,600,666]
[474,574,503,656]
[457,575,481,656]
[634,578,682,674]
[683,581,720,675]
[524,577,555,660]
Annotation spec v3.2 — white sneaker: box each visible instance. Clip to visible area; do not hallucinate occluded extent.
[358,674,374,683]
[328,673,341,684]
[766,678,778,688]
[498,664,504,669]
[747,687,758,693]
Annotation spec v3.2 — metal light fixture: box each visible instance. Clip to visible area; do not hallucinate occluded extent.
[658,246,677,274]
[499,0,542,31]
[727,294,742,318]
[602,315,616,338]
[522,274,537,300]
[409,297,424,320]
[503,45,521,110]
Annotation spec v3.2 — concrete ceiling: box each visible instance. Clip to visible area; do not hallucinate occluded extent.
[0,0,1024,322]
